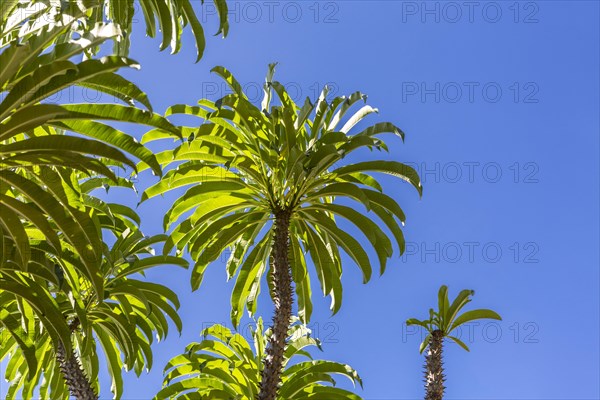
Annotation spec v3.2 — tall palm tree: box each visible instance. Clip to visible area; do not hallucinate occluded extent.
[0,182,188,400]
[156,317,362,400]
[2,0,229,61]
[143,64,422,399]
[406,285,502,400]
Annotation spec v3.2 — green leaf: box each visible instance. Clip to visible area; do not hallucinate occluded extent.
[419,334,432,354]
[448,335,470,352]
[96,328,124,399]
[211,66,245,98]
[302,209,372,283]
[0,135,136,170]
[0,204,30,267]
[307,182,370,208]
[230,234,271,327]
[449,309,502,333]
[438,285,449,327]
[113,256,188,281]
[333,161,422,197]
[355,121,405,141]
[212,0,230,37]
[291,238,312,323]
[406,318,430,331]
[0,306,38,378]
[340,105,378,133]
[307,203,392,275]
[445,289,474,332]
[59,103,180,136]
[181,0,206,62]
[142,167,241,201]
[78,72,152,110]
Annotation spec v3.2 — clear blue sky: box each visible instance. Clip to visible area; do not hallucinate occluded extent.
[4,1,600,399]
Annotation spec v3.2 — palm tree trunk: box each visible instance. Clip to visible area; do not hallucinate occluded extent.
[424,330,445,400]
[55,319,98,400]
[259,210,293,400]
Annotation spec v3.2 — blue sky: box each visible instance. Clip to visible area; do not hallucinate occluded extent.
[3,1,600,399]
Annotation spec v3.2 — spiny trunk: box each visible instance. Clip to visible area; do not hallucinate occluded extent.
[55,319,98,400]
[259,210,293,400]
[424,330,445,400]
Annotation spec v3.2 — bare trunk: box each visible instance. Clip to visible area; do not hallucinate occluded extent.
[424,330,445,400]
[258,210,292,400]
[55,319,98,400]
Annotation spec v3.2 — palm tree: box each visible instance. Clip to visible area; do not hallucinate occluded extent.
[2,0,229,61]
[0,0,180,291]
[156,317,362,399]
[406,285,502,400]
[142,64,422,399]
[0,175,188,400]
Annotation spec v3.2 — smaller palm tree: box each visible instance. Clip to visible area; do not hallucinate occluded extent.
[406,285,501,400]
[156,318,363,400]
[0,176,188,400]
